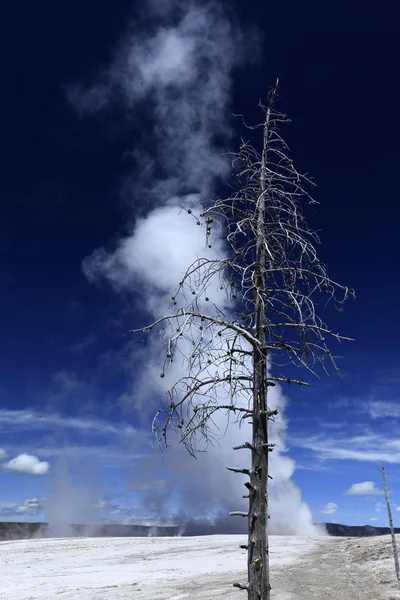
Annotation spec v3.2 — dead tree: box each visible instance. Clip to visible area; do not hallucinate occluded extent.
[379,462,400,586]
[134,81,354,600]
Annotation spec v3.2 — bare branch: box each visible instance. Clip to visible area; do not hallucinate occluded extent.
[131,310,261,347]
[233,582,249,591]
[233,442,254,451]
[227,467,251,476]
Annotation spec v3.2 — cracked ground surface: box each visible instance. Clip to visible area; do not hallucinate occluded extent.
[1,534,400,599]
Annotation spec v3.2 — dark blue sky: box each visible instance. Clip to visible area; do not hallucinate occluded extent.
[0,1,400,527]
[1,4,399,385]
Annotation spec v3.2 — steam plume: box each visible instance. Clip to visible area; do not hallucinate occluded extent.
[73,0,323,535]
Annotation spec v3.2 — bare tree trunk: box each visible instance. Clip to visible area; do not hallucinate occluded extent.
[136,80,354,600]
[247,87,275,600]
[380,462,400,586]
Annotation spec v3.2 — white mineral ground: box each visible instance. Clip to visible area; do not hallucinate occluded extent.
[1,534,400,599]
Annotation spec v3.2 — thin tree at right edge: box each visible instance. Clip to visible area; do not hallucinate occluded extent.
[380,462,400,586]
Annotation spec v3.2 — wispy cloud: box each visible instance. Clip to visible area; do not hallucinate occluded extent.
[319,422,346,430]
[362,400,400,420]
[290,432,400,464]
[329,386,400,422]
[69,333,97,356]
[46,369,99,414]
[92,497,139,518]
[0,408,136,437]
[295,464,329,472]
[126,479,165,491]
[343,482,385,496]
[321,502,338,514]
[36,444,146,468]
[0,497,44,517]
[0,448,6,459]
[327,396,355,410]
[3,454,50,476]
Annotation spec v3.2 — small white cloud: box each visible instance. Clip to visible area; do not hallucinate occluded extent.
[0,497,44,517]
[370,517,379,521]
[0,448,7,460]
[375,502,382,513]
[3,453,50,475]
[321,502,338,515]
[343,482,385,496]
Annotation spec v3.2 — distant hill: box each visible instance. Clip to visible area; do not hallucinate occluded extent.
[325,523,400,537]
[0,522,180,541]
[1,521,399,541]
[0,521,46,540]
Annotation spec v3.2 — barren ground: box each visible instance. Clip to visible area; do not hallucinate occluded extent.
[1,534,400,599]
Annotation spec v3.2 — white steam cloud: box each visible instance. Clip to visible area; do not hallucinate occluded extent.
[69,1,255,204]
[44,455,101,536]
[73,0,322,535]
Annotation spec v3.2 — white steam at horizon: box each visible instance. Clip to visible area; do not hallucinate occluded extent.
[44,454,102,537]
[69,0,323,536]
